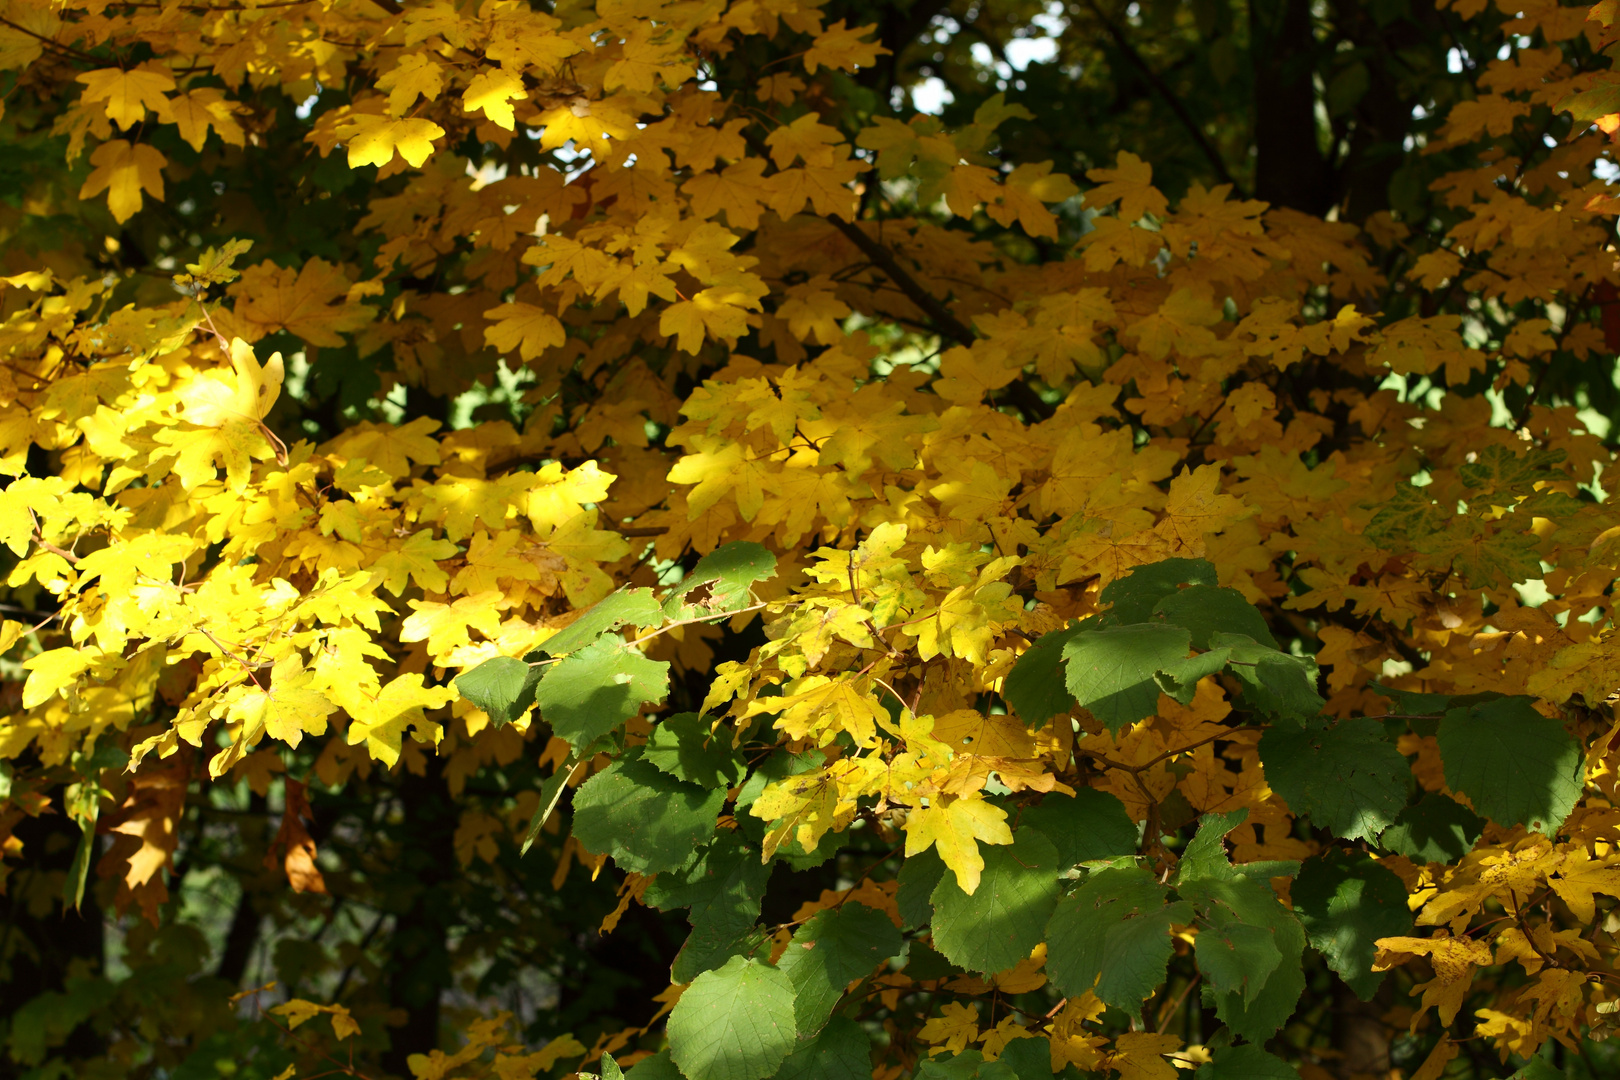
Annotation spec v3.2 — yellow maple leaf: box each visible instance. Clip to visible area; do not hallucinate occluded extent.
[765,112,844,168]
[903,795,1013,894]
[230,259,373,347]
[181,337,284,427]
[1106,1031,1182,1080]
[229,654,336,750]
[167,88,245,151]
[484,302,565,360]
[917,1001,980,1054]
[79,139,166,223]
[377,53,445,116]
[337,113,444,168]
[22,646,93,709]
[1085,151,1168,222]
[462,70,526,130]
[802,21,886,73]
[76,67,174,129]
[372,529,457,596]
[1154,464,1252,553]
[345,672,455,768]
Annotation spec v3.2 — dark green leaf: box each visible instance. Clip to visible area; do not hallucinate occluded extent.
[665,541,777,619]
[623,1051,683,1080]
[896,848,947,928]
[1192,1045,1298,1079]
[1507,1056,1565,1080]
[1019,788,1138,867]
[1179,874,1305,1043]
[1379,793,1484,865]
[1368,683,1451,717]
[667,956,796,1080]
[535,588,664,658]
[1458,444,1565,495]
[991,1037,1054,1079]
[648,835,773,984]
[931,830,1062,975]
[1292,850,1412,999]
[772,1018,871,1080]
[1153,584,1277,649]
[1210,633,1323,724]
[571,753,725,875]
[1100,558,1218,624]
[645,712,744,788]
[777,903,901,1035]
[534,637,670,752]
[454,655,539,728]
[1437,696,1583,834]
[914,1051,985,1079]
[1003,621,1083,726]
[1155,647,1232,704]
[1362,485,1440,547]
[1045,865,1190,1019]
[1174,809,1248,885]
[1193,904,1283,1006]
[1260,717,1409,841]
[1062,623,1192,733]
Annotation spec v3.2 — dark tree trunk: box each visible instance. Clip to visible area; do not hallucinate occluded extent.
[379,761,458,1080]
[1251,0,1334,215]
[0,795,106,1076]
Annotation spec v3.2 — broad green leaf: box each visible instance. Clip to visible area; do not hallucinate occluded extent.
[1155,647,1232,704]
[1368,683,1451,717]
[1437,696,1583,834]
[1260,717,1409,841]
[599,1054,625,1080]
[1045,865,1190,1019]
[645,712,744,788]
[1507,1056,1566,1080]
[520,755,588,856]
[1175,821,1306,1042]
[534,637,670,752]
[1209,632,1322,724]
[930,829,1061,974]
[1458,444,1566,494]
[1183,877,1305,1042]
[772,1017,872,1080]
[991,1037,1054,1078]
[1153,584,1277,649]
[454,655,538,727]
[623,1051,683,1080]
[914,1051,984,1079]
[1193,904,1283,1006]
[896,848,947,928]
[1003,620,1083,726]
[570,752,725,874]
[1192,1045,1298,1079]
[1019,788,1138,867]
[1173,808,1248,885]
[647,834,772,983]
[1292,850,1412,999]
[777,903,901,1035]
[1099,557,1218,623]
[667,955,796,1080]
[535,588,664,657]
[1379,792,1484,865]
[664,541,777,618]
[1181,874,1288,1004]
[1061,623,1191,733]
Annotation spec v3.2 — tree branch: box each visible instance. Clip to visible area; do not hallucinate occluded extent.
[1081,0,1242,195]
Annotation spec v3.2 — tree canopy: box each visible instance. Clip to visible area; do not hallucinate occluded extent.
[5,0,1620,1077]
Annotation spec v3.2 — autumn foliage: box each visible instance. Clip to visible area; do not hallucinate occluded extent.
[9,0,1620,1076]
